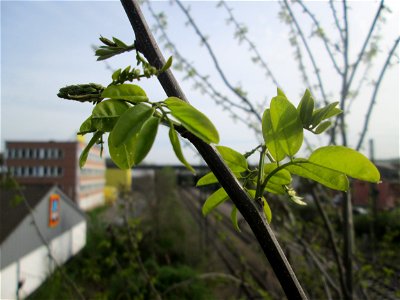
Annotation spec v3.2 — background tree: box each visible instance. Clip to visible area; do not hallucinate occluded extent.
[138,1,399,299]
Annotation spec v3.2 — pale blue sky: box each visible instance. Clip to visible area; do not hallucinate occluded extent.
[1,1,399,164]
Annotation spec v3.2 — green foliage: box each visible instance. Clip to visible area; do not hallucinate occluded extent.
[101,84,148,103]
[169,125,195,173]
[269,94,303,158]
[165,97,220,144]
[59,35,380,230]
[202,187,229,216]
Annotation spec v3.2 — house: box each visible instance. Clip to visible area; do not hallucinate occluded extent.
[0,185,86,299]
[352,159,400,210]
[5,137,106,210]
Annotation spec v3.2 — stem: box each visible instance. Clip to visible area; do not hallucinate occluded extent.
[255,145,266,199]
[312,188,347,300]
[120,0,307,298]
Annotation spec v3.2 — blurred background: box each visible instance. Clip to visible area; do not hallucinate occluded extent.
[1,0,399,299]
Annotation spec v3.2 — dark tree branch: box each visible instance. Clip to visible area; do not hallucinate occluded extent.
[174,0,262,122]
[119,0,307,298]
[356,37,400,151]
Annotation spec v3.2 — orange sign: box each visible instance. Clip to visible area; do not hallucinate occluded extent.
[49,194,60,227]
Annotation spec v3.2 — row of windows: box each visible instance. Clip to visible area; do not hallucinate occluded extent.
[9,166,63,178]
[80,182,104,193]
[80,168,105,176]
[7,148,64,160]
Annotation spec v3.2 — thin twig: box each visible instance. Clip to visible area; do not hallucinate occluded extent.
[312,187,348,299]
[356,37,400,151]
[329,0,345,44]
[174,0,262,122]
[219,0,280,87]
[283,0,328,105]
[295,0,342,75]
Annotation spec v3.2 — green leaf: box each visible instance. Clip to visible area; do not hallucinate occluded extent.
[270,96,304,157]
[310,102,341,128]
[313,121,331,134]
[277,87,287,98]
[133,117,160,165]
[246,190,271,222]
[264,163,292,185]
[309,146,380,183]
[262,198,272,223]
[78,116,95,135]
[108,117,159,169]
[297,89,314,128]
[112,37,128,48]
[197,171,241,187]
[286,159,349,191]
[112,69,121,81]
[161,56,173,72]
[262,109,286,162]
[265,182,286,194]
[165,97,219,144]
[92,100,130,132]
[109,104,154,147]
[108,133,136,170]
[230,206,241,232]
[101,84,148,103]
[79,131,103,168]
[197,172,218,186]
[202,187,229,216]
[169,126,195,173]
[216,146,248,172]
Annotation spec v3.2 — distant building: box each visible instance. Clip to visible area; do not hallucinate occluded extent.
[0,185,86,299]
[352,160,400,210]
[105,159,132,191]
[5,138,105,210]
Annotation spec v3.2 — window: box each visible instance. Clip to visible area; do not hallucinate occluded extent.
[39,148,45,159]
[17,149,23,159]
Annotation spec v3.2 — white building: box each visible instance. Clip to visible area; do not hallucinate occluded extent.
[0,185,86,299]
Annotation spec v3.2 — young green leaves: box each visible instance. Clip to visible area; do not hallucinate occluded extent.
[165,97,219,144]
[297,89,342,134]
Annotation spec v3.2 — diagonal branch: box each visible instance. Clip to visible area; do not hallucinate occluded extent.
[329,0,345,44]
[346,0,385,96]
[219,0,281,87]
[174,0,262,122]
[356,37,400,151]
[295,0,342,75]
[283,0,328,105]
[119,0,307,298]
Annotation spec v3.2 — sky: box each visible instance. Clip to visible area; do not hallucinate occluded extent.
[1,0,399,165]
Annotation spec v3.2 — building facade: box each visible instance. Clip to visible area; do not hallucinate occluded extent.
[5,139,105,210]
[0,185,86,299]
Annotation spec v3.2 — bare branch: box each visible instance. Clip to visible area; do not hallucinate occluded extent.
[329,0,345,44]
[295,0,343,75]
[356,37,400,151]
[346,0,385,95]
[174,0,262,122]
[282,0,329,105]
[219,0,281,87]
